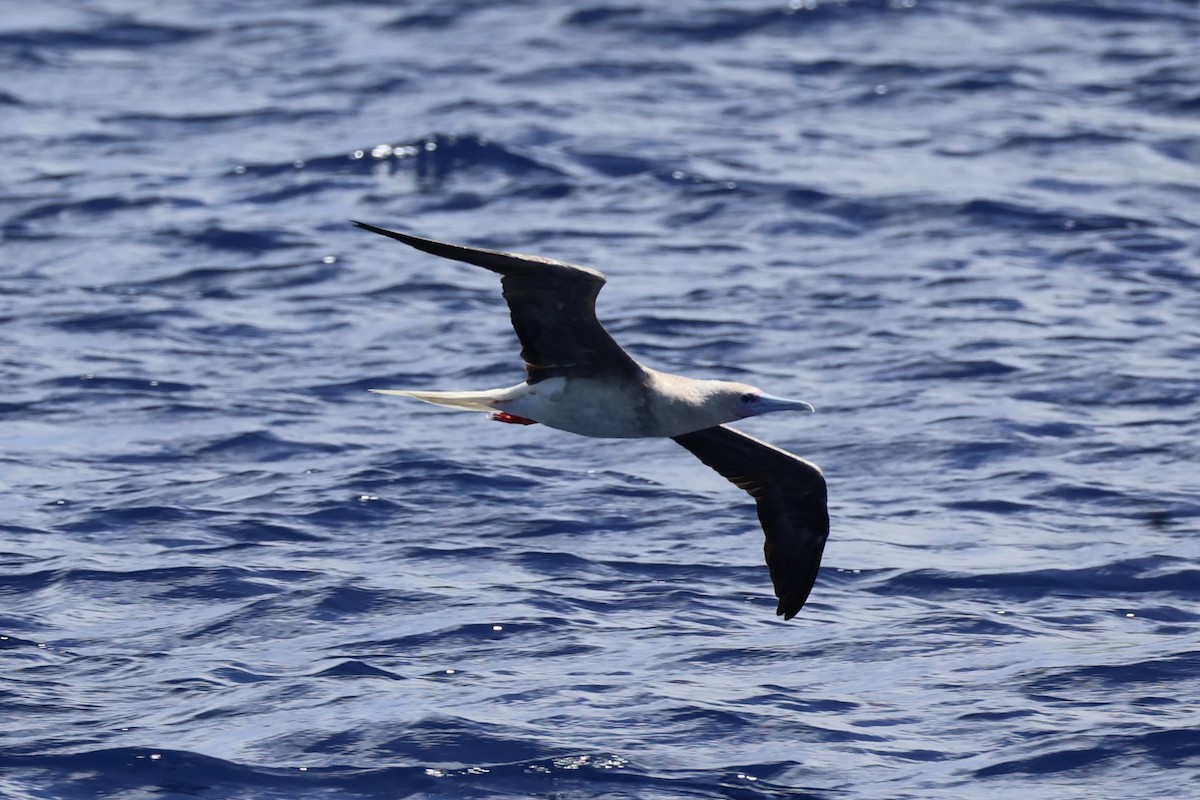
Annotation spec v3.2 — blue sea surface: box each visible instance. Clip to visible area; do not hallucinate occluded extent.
[2,1,1199,797]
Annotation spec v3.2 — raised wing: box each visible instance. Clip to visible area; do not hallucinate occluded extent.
[672,424,829,620]
[354,222,642,384]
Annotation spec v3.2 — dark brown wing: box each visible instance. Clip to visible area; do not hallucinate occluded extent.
[354,222,642,384]
[672,424,829,620]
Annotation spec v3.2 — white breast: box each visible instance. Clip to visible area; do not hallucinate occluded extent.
[497,372,730,439]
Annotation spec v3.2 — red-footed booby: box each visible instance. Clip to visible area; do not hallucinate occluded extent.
[355,221,829,619]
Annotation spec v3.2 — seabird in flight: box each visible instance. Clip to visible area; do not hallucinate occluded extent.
[355,221,829,619]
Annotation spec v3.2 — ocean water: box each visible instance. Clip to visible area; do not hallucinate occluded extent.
[2,0,1199,797]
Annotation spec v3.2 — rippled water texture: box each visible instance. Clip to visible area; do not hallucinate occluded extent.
[2,1,1199,797]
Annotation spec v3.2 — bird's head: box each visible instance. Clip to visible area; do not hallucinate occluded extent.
[726,383,815,420]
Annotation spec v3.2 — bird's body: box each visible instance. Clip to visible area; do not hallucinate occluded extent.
[356,221,830,619]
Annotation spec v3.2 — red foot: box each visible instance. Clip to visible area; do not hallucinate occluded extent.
[491,412,538,426]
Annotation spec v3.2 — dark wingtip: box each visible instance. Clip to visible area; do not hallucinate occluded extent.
[352,220,436,251]
[353,220,397,237]
[776,586,815,620]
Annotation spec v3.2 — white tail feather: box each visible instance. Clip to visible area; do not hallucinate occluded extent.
[369,386,521,414]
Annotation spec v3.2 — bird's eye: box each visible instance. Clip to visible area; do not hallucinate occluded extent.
[739,392,754,403]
